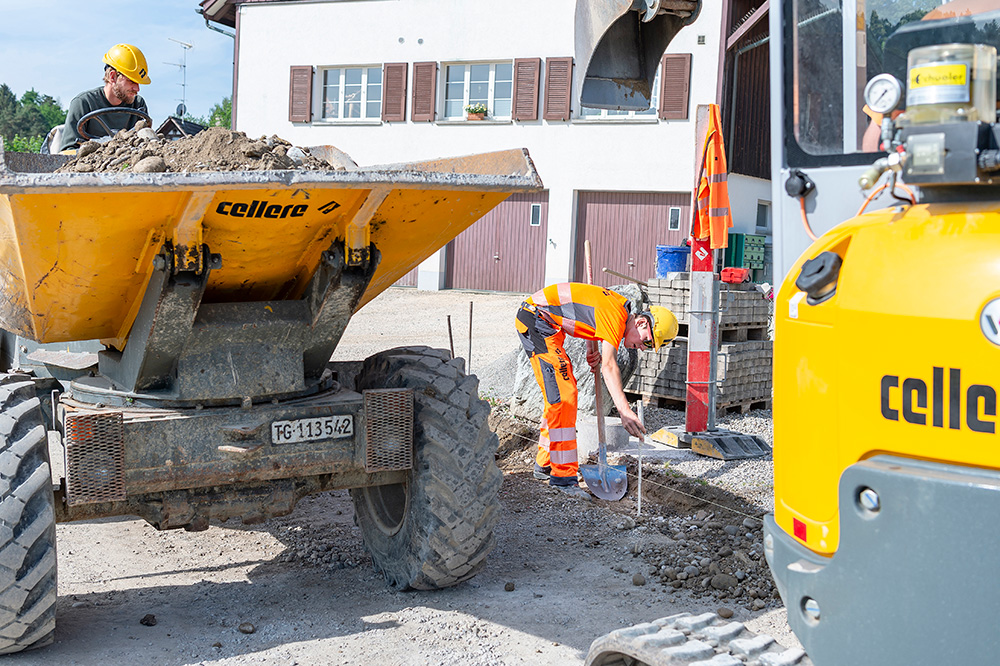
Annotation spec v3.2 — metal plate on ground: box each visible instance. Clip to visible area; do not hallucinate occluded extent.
[271,415,354,444]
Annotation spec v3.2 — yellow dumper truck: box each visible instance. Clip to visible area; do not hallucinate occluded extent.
[0,141,540,653]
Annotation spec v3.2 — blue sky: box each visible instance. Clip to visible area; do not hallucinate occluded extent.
[1,0,234,123]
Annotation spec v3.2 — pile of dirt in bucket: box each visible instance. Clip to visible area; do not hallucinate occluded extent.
[57,123,339,174]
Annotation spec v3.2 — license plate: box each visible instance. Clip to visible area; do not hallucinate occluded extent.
[271,415,354,444]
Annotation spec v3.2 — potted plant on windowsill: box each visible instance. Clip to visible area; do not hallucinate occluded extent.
[465,103,488,120]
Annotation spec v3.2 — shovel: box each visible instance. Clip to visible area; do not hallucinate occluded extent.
[578,240,628,501]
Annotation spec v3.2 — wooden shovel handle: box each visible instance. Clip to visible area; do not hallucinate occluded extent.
[584,241,606,448]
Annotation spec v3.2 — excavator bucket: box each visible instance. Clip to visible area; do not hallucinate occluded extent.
[575,0,701,110]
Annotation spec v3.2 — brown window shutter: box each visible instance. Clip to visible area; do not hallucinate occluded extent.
[512,58,541,121]
[659,54,692,120]
[382,62,408,122]
[543,57,573,121]
[288,65,313,123]
[412,61,437,122]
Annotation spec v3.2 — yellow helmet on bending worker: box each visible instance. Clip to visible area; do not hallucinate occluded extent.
[639,306,678,351]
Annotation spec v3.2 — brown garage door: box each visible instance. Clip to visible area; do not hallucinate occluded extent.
[393,266,418,287]
[446,191,549,293]
[574,191,691,287]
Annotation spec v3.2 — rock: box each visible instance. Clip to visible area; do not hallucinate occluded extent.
[752,599,766,611]
[718,547,733,557]
[699,557,712,568]
[735,570,746,581]
[708,562,721,575]
[504,582,515,592]
[132,156,167,173]
[238,622,256,634]
[74,163,94,172]
[136,128,159,142]
[718,607,734,619]
[711,574,738,590]
[663,567,678,581]
[676,572,688,581]
[619,517,636,530]
[139,613,157,626]
[212,642,223,648]
[632,573,646,586]
[724,525,740,536]
[742,518,758,530]
[286,146,307,165]
[77,141,101,158]
[683,565,700,577]
[695,510,709,521]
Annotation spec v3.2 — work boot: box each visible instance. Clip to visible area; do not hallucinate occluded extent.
[553,484,591,501]
[532,464,551,481]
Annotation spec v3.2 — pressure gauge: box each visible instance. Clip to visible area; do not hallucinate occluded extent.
[864,74,904,115]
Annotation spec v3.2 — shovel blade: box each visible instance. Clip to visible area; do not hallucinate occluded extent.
[579,464,628,500]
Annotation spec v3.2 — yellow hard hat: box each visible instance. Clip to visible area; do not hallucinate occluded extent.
[642,306,679,351]
[103,44,151,85]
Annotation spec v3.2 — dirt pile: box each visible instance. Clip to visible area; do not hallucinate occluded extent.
[490,404,779,614]
[57,124,337,174]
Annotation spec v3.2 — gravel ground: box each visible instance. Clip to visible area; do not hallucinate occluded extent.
[28,286,800,665]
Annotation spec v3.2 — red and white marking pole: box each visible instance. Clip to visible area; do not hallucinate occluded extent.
[685,105,719,434]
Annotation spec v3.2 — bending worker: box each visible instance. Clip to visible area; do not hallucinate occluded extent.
[59,43,151,152]
[515,283,678,499]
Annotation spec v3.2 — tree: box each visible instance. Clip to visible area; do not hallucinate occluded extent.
[185,96,232,129]
[0,84,67,151]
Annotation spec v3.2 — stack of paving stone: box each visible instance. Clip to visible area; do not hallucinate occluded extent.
[625,274,773,412]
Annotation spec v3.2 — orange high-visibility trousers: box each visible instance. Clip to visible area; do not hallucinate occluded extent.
[517,305,580,486]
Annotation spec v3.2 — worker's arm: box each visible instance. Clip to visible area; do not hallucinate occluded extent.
[599,340,645,438]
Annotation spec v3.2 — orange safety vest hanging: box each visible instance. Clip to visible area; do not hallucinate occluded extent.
[692,104,733,250]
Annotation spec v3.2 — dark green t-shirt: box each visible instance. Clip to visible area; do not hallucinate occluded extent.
[59,87,148,151]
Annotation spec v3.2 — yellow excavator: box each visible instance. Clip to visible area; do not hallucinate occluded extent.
[579,1,1000,664]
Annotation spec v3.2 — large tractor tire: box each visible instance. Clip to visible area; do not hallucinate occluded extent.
[0,377,57,653]
[351,346,501,590]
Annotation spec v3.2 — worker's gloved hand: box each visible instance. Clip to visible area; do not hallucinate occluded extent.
[586,347,600,371]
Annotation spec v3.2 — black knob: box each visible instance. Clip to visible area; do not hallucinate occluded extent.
[795,251,842,305]
[785,169,816,198]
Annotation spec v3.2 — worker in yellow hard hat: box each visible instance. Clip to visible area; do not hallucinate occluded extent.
[59,44,152,152]
[515,283,678,499]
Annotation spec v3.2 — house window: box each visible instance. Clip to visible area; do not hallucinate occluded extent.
[444,62,513,119]
[321,66,382,120]
[668,206,681,231]
[756,201,771,231]
[530,203,542,227]
[580,67,660,119]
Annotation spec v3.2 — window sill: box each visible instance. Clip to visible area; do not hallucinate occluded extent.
[435,118,513,125]
[572,117,661,125]
[312,119,383,126]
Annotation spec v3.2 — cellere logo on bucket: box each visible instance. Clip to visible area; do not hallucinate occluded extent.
[215,199,341,219]
[880,367,996,434]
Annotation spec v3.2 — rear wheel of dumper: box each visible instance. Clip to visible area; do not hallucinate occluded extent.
[351,346,501,590]
[0,377,57,654]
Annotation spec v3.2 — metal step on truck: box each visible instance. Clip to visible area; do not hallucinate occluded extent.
[0,139,541,653]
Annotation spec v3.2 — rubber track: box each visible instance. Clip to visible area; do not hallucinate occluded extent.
[352,346,502,590]
[0,380,57,654]
[586,612,813,666]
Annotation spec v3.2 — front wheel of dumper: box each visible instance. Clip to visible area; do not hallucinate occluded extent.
[0,376,58,654]
[351,346,501,590]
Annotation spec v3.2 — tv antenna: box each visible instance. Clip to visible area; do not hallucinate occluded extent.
[164,38,194,116]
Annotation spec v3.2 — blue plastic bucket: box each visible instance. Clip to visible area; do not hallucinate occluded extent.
[655,245,689,277]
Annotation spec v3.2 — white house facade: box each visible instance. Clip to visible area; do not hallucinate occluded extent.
[202,0,768,293]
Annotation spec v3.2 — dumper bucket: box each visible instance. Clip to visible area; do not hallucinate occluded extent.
[0,144,542,346]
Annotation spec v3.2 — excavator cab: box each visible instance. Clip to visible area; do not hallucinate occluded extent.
[768,1,1000,664]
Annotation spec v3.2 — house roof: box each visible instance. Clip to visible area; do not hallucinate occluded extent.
[201,0,294,28]
[156,116,206,139]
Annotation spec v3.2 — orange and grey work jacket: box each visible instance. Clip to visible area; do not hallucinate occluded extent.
[693,104,733,249]
[516,282,630,356]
